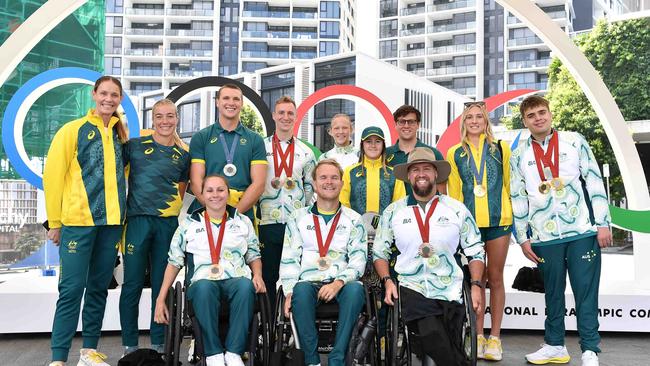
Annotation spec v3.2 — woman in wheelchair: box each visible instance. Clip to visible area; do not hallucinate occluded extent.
[279,159,368,366]
[154,174,266,366]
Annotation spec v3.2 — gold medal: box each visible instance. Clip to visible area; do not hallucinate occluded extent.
[209,264,223,279]
[317,257,331,271]
[473,184,486,197]
[418,243,434,258]
[284,177,296,190]
[271,177,282,189]
[550,177,564,191]
[538,181,551,195]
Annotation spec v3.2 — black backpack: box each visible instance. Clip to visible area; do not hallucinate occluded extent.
[117,349,165,366]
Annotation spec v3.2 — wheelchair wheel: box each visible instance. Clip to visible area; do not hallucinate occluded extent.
[246,293,271,366]
[163,281,183,366]
[461,280,477,366]
[387,301,410,366]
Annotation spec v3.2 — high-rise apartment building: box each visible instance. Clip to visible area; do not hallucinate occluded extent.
[377,0,642,119]
[105,0,356,96]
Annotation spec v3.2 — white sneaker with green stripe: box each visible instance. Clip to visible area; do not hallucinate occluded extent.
[525,344,570,364]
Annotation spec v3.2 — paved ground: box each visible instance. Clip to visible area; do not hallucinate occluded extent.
[0,330,648,366]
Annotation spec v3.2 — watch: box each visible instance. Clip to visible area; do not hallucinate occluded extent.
[470,280,484,289]
[381,276,393,286]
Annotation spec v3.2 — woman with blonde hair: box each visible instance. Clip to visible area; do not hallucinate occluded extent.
[446,101,513,361]
[119,98,191,355]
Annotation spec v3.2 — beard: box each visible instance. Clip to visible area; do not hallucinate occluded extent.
[412,180,434,197]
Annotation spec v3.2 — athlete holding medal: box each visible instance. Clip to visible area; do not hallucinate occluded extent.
[258,96,316,307]
[447,101,513,360]
[279,159,367,366]
[155,175,265,366]
[189,84,267,222]
[510,96,611,366]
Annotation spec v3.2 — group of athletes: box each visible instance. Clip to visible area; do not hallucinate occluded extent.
[43,76,612,366]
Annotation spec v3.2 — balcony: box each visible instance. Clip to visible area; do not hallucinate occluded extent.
[508,36,544,47]
[124,48,162,56]
[106,47,122,55]
[165,29,213,37]
[508,10,566,24]
[450,86,476,95]
[241,50,290,58]
[292,31,318,40]
[400,6,426,16]
[427,64,476,76]
[125,8,164,16]
[292,51,317,59]
[428,0,476,12]
[400,48,426,57]
[508,58,551,69]
[400,27,426,37]
[428,21,475,33]
[125,28,164,36]
[427,43,475,55]
[242,30,290,39]
[166,49,213,57]
[292,11,317,19]
[242,10,290,18]
[409,69,426,77]
[165,69,211,78]
[123,68,162,77]
[166,9,214,17]
[508,82,548,91]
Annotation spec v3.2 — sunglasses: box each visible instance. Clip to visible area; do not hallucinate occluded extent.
[464,101,486,108]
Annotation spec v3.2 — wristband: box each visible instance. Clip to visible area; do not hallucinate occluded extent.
[470,280,484,289]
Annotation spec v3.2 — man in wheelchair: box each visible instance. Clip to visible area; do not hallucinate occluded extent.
[279,159,368,366]
[154,175,266,366]
[373,148,486,366]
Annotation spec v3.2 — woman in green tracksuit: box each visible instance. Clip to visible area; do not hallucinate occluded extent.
[44,76,129,366]
[119,99,190,355]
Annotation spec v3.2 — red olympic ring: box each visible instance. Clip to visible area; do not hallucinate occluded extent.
[294,85,398,144]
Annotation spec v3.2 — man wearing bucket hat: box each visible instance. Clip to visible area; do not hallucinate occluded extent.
[373,147,485,366]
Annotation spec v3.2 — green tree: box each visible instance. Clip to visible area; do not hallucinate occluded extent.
[501,105,524,130]
[240,104,265,136]
[543,18,650,202]
[15,233,42,259]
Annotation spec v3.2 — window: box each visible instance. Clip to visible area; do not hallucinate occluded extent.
[106,0,123,13]
[104,57,121,75]
[193,21,213,30]
[320,21,340,39]
[320,1,341,18]
[319,41,339,57]
[379,40,397,58]
[242,62,267,72]
[178,100,201,134]
[106,16,123,34]
[407,63,424,71]
[379,0,397,17]
[379,19,397,38]
[453,55,475,66]
[453,33,475,45]
[131,82,162,93]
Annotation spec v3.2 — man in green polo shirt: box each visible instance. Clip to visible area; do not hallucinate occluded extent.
[385,104,446,194]
[189,83,267,221]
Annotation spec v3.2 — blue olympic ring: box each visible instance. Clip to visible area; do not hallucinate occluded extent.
[1,67,140,189]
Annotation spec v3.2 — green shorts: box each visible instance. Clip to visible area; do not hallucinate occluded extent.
[479,225,512,242]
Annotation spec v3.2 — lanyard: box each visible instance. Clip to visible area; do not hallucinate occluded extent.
[531,132,559,181]
[219,133,238,165]
[312,210,342,258]
[272,134,295,179]
[204,210,228,265]
[468,141,488,185]
[412,198,439,244]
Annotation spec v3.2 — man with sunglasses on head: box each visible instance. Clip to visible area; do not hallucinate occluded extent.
[386,105,446,194]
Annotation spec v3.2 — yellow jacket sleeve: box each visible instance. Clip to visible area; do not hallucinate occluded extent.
[43,124,77,229]
[340,165,352,208]
[446,145,463,203]
[392,178,406,203]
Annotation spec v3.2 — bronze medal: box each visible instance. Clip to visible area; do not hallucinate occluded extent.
[209,264,223,279]
[418,243,434,258]
[317,257,331,271]
[271,177,282,189]
[538,181,551,195]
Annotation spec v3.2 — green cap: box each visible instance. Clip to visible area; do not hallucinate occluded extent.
[361,126,385,141]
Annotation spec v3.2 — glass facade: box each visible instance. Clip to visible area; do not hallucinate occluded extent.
[219,1,240,76]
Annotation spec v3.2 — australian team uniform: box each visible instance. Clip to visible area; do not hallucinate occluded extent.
[119,136,190,350]
[43,109,127,362]
[386,139,445,195]
[447,135,513,241]
[167,206,261,357]
[258,134,317,304]
[340,158,406,215]
[510,130,611,353]
[279,203,367,366]
[189,121,267,220]
[319,143,360,170]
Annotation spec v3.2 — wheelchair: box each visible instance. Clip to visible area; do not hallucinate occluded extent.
[386,262,477,366]
[162,258,273,366]
[271,283,381,366]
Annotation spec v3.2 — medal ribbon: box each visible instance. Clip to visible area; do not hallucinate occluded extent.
[272,134,295,179]
[219,133,238,165]
[412,198,439,244]
[468,140,488,186]
[204,210,228,265]
[312,209,342,258]
[531,132,559,182]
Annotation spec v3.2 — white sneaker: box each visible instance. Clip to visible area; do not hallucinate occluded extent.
[225,351,245,366]
[525,344,570,364]
[581,350,599,366]
[77,349,110,366]
[205,353,225,366]
[48,362,65,366]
